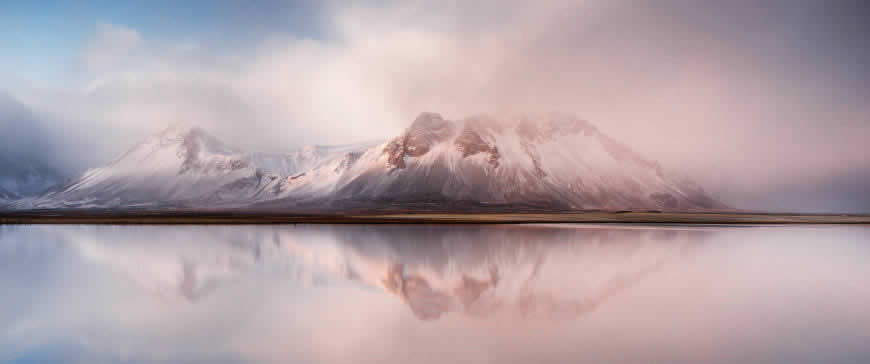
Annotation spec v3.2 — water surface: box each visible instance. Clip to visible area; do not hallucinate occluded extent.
[1,224,869,363]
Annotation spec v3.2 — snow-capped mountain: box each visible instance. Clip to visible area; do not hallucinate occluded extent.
[15,113,724,211]
[20,125,374,209]
[259,112,723,210]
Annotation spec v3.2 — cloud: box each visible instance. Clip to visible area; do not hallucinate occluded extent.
[1,0,869,211]
[83,23,142,73]
[0,92,68,194]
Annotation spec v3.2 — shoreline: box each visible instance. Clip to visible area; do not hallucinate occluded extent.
[1,211,868,225]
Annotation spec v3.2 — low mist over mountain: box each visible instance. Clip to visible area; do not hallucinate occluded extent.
[0,93,67,198]
[0,185,16,200]
[10,113,724,212]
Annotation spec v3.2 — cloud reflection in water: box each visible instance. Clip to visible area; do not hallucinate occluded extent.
[1,224,868,363]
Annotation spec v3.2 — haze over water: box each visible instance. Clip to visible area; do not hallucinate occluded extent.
[1,224,869,363]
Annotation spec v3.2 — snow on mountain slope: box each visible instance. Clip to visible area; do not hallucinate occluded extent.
[249,142,379,177]
[264,112,723,210]
[22,126,374,209]
[26,126,257,208]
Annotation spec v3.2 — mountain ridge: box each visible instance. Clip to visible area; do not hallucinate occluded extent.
[8,113,726,211]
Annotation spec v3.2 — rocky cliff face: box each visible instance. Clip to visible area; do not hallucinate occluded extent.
[384,112,456,169]
[455,116,501,168]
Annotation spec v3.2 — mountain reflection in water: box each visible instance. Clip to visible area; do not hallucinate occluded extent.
[371,226,704,321]
[1,224,868,363]
[3,225,706,319]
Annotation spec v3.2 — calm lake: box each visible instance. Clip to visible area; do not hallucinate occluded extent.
[1,224,869,363]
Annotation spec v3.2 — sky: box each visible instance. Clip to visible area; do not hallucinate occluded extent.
[0,0,868,212]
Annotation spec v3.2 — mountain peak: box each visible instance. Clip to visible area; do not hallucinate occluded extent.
[140,124,239,163]
[384,112,456,169]
[410,112,446,127]
[155,123,222,144]
[155,123,199,138]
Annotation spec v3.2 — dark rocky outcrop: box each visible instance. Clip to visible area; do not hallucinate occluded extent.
[384,112,455,169]
[454,118,501,168]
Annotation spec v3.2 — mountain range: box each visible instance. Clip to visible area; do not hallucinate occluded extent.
[4,112,725,212]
